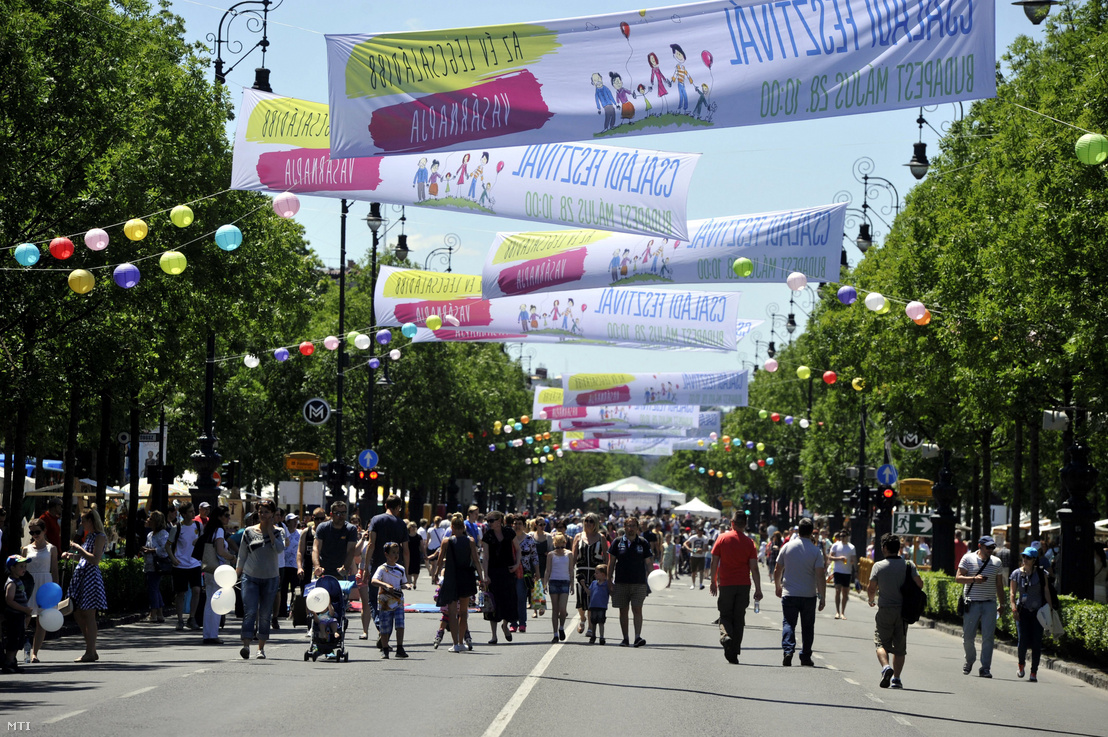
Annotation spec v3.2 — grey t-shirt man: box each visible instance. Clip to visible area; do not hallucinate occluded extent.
[870,557,909,607]
[776,537,825,597]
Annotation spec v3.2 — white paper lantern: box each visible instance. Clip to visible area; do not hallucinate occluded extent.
[324,335,340,350]
[864,292,886,312]
[905,300,926,321]
[389,349,401,361]
[444,314,460,327]
[786,271,808,291]
[799,418,810,429]
[354,333,371,350]
[243,354,260,368]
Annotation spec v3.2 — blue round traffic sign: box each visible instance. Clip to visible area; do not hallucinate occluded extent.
[358,449,379,470]
[877,464,898,486]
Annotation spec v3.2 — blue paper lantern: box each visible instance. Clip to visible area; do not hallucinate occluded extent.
[214,224,243,251]
[14,243,39,266]
[368,357,381,370]
[113,263,141,289]
[837,285,857,305]
[698,467,706,474]
[488,444,496,452]
[525,437,534,444]
[543,445,550,453]
[375,329,392,345]
[784,416,794,425]
[401,323,417,338]
[746,440,754,449]
[514,422,523,431]
[274,347,289,362]
[767,457,775,465]
[688,464,696,470]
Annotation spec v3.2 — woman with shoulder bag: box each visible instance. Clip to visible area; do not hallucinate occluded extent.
[142,511,170,624]
[198,506,235,645]
[236,499,286,660]
[1009,546,1053,682]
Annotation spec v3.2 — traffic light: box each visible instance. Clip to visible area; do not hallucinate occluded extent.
[881,486,896,500]
[220,460,240,489]
[356,469,368,490]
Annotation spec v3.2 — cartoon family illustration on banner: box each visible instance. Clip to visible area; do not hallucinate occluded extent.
[516,297,585,336]
[608,238,676,285]
[412,151,506,213]
[592,21,716,137]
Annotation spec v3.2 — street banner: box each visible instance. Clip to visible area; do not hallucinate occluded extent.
[390,283,743,351]
[563,435,675,456]
[533,386,564,418]
[481,203,846,297]
[411,318,760,351]
[561,410,722,437]
[563,370,748,406]
[326,1,995,158]
[374,266,486,327]
[232,88,697,240]
[548,404,702,427]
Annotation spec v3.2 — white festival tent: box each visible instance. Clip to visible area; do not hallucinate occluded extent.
[673,497,722,520]
[582,476,685,511]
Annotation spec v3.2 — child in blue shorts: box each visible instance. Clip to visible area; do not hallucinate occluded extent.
[372,542,410,660]
[588,564,610,645]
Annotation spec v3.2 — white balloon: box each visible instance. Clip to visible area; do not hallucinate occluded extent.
[214,564,237,589]
[389,349,401,361]
[38,607,63,632]
[306,586,331,614]
[647,569,668,592]
[354,333,371,350]
[209,587,236,615]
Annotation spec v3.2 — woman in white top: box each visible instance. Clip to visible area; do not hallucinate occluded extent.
[23,518,58,662]
[543,533,576,643]
[199,506,235,644]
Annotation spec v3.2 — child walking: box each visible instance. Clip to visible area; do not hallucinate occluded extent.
[371,542,410,659]
[661,534,676,588]
[587,564,610,645]
[4,555,34,674]
[543,533,575,643]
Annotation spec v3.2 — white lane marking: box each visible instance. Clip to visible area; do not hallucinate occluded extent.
[844,678,860,685]
[120,686,156,698]
[193,668,208,673]
[482,643,563,737]
[893,715,912,726]
[813,653,824,659]
[44,711,86,724]
[825,664,838,671]
[866,693,885,703]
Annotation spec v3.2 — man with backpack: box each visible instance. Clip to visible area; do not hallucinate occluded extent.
[167,502,203,631]
[868,533,925,689]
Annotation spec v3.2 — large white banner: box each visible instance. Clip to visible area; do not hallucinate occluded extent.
[232,89,698,240]
[561,410,722,437]
[564,436,675,456]
[386,283,744,351]
[563,370,748,406]
[482,203,846,297]
[548,404,702,427]
[326,1,994,158]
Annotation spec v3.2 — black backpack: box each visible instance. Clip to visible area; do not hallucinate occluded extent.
[900,561,927,624]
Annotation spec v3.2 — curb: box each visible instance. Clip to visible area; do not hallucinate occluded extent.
[848,590,1108,691]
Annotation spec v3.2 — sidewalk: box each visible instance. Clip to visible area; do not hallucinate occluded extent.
[848,589,1108,691]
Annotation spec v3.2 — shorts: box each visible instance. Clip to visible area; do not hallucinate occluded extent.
[172,567,202,593]
[833,572,853,588]
[611,583,649,609]
[377,607,405,636]
[690,557,706,574]
[588,608,607,624]
[548,580,571,596]
[874,606,908,655]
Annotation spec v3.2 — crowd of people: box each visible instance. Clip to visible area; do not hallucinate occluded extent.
[1,496,1106,686]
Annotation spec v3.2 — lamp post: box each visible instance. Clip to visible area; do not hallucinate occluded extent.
[1013,1,1059,25]
[930,450,958,575]
[362,203,384,517]
[838,157,900,253]
[423,233,459,272]
[191,2,282,507]
[327,200,352,504]
[207,0,281,91]
[1057,428,1098,599]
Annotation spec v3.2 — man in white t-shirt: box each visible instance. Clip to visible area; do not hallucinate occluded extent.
[167,502,204,631]
[774,518,826,666]
[828,531,857,620]
[683,528,710,589]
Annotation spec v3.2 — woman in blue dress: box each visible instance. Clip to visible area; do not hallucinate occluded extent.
[64,507,108,662]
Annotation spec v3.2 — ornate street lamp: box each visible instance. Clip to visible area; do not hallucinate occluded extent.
[207,0,282,91]
[1013,1,1059,25]
[423,233,459,272]
[906,109,930,180]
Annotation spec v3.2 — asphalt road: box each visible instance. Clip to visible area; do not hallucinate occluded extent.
[3,574,1105,737]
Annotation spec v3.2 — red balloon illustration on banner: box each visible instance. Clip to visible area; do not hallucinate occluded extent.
[496,161,505,174]
[701,50,713,68]
[620,21,630,38]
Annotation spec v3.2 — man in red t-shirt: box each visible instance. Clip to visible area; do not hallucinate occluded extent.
[710,510,763,664]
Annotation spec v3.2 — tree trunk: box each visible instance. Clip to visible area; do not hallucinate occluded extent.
[1011,418,1024,554]
[61,382,81,550]
[1029,421,1041,543]
[126,398,141,557]
[96,386,111,513]
[3,405,30,560]
[970,454,981,543]
[981,427,993,541]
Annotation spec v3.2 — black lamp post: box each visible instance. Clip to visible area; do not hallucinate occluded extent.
[838,157,900,254]
[907,109,931,180]
[361,203,384,518]
[207,0,282,91]
[1057,437,1098,599]
[930,450,959,575]
[1013,1,1059,25]
[423,233,459,272]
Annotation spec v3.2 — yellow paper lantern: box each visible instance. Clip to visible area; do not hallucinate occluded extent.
[852,377,865,392]
[124,218,148,241]
[68,269,94,294]
[159,250,187,275]
[170,205,194,228]
[796,365,811,380]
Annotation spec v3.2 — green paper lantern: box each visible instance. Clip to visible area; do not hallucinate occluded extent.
[796,365,811,380]
[758,409,768,419]
[170,205,194,228]
[756,442,765,452]
[1075,133,1108,166]
[159,250,187,275]
[732,257,754,277]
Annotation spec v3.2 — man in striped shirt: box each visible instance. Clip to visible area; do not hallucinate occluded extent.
[956,535,1006,678]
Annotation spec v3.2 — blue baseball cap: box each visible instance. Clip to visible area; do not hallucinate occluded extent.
[1021,547,1039,558]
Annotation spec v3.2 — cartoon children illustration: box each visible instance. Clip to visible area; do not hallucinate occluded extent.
[529,305,539,330]
[651,243,661,274]
[591,72,617,132]
[428,160,441,197]
[479,181,494,208]
[619,249,632,277]
[562,298,575,331]
[636,84,653,114]
[518,304,530,332]
[468,152,489,200]
[443,172,453,194]
[640,240,653,269]
[609,249,621,282]
[454,154,470,186]
[669,44,693,113]
[571,316,581,335]
[550,299,562,325]
[659,255,671,279]
[644,388,652,404]
[610,72,634,125]
[692,83,710,119]
[413,157,429,201]
[647,52,669,113]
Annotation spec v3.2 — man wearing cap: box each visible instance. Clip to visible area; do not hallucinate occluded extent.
[197,501,211,527]
[956,535,1005,677]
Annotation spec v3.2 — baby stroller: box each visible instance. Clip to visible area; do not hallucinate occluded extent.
[303,575,350,662]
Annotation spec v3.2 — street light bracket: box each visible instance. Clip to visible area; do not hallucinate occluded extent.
[207,0,283,90]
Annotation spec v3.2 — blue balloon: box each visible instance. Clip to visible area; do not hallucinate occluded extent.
[214,224,243,251]
[36,581,63,609]
[14,243,40,266]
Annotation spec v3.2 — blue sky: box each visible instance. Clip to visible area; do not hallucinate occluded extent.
[171,0,1045,378]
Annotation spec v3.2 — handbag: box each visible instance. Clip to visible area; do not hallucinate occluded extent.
[1049,608,1065,637]
[958,558,988,616]
[1035,603,1053,630]
[200,543,219,574]
[154,555,174,573]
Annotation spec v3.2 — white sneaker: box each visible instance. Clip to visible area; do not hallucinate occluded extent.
[690,584,696,589]
[452,643,463,653]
